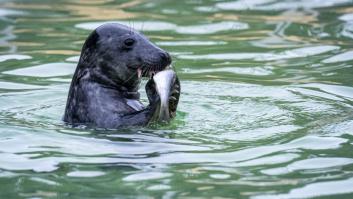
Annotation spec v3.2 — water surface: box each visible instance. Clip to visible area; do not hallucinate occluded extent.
[0,0,353,198]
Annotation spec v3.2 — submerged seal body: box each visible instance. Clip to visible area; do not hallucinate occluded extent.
[63,23,180,128]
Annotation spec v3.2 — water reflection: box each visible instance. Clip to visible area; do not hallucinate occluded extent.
[216,0,352,11]
[322,50,353,63]
[0,26,17,53]
[2,63,75,77]
[156,40,227,46]
[179,45,340,61]
[262,157,353,175]
[183,66,273,76]
[0,54,31,62]
[76,20,249,34]
[253,178,353,199]
[76,21,177,31]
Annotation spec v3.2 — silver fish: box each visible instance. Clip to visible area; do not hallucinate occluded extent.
[153,69,178,122]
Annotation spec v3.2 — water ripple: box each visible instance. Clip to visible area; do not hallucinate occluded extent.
[1,0,353,198]
[0,54,31,62]
[3,63,76,77]
[253,177,353,199]
[182,66,273,76]
[262,157,353,175]
[179,45,339,61]
[75,21,249,34]
[216,0,352,11]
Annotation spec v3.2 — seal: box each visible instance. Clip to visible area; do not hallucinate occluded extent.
[63,23,180,128]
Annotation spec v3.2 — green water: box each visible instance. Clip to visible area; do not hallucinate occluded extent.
[1,0,353,198]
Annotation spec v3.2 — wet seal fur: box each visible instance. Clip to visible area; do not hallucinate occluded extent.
[63,23,180,128]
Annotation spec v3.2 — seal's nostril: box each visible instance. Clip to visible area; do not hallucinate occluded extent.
[165,52,172,64]
[159,52,172,66]
[159,52,166,59]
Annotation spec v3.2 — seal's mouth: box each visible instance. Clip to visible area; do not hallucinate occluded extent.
[136,65,172,79]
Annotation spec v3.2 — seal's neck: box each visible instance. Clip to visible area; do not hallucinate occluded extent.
[94,72,140,99]
[75,67,140,100]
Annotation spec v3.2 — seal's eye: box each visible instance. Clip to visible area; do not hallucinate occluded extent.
[124,38,135,47]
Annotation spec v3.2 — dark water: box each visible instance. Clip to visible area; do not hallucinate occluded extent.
[1,0,353,198]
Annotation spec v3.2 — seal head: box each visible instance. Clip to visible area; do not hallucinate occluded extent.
[78,23,171,97]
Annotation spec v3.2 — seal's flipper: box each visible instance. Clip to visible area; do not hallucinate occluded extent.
[169,76,180,118]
